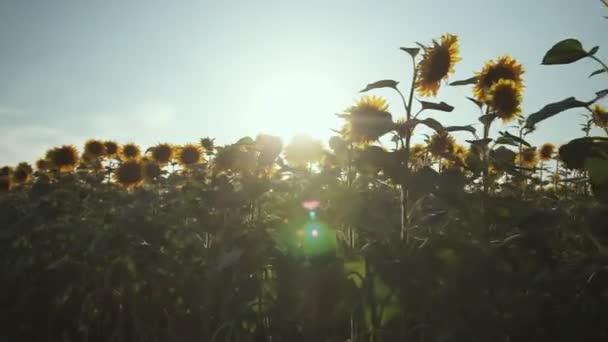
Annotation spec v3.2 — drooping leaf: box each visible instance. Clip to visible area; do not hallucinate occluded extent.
[498,131,531,148]
[595,88,608,100]
[445,125,477,136]
[466,138,493,146]
[449,76,478,86]
[419,118,445,132]
[399,47,420,58]
[589,69,606,78]
[467,96,483,109]
[542,39,590,65]
[419,100,454,112]
[524,97,587,129]
[360,80,399,93]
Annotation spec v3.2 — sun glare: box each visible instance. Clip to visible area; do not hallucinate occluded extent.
[251,74,341,141]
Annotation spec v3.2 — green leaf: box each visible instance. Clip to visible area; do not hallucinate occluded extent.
[449,76,478,86]
[499,131,532,148]
[589,68,606,78]
[360,79,399,93]
[478,114,496,126]
[495,136,520,147]
[525,97,587,129]
[586,158,608,185]
[589,46,600,56]
[542,39,590,65]
[445,125,477,136]
[399,47,420,58]
[419,118,445,132]
[466,138,493,147]
[419,100,454,112]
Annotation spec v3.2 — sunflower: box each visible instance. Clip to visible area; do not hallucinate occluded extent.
[114,159,144,189]
[591,104,608,128]
[486,79,522,123]
[151,143,174,165]
[47,145,79,172]
[341,95,394,144]
[104,141,120,158]
[200,137,215,152]
[517,147,538,168]
[35,158,50,171]
[539,143,555,161]
[416,34,461,97]
[12,162,33,184]
[84,139,106,158]
[284,135,324,167]
[177,144,203,167]
[142,158,162,183]
[121,143,141,160]
[474,55,524,100]
[0,176,11,192]
[0,166,12,177]
[428,132,456,157]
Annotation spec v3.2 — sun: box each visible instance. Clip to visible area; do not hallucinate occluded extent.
[250,74,343,141]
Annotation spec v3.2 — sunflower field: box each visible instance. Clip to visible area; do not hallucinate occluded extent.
[2,19,608,342]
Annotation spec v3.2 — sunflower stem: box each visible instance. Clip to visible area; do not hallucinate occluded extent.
[400,55,417,244]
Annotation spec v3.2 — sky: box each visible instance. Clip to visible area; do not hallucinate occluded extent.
[0,0,606,165]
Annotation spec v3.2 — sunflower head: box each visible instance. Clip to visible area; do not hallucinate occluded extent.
[114,159,144,189]
[539,143,555,161]
[486,79,523,123]
[0,166,12,177]
[284,135,324,167]
[416,34,461,97]
[151,143,174,165]
[0,176,11,192]
[12,162,33,184]
[517,147,538,168]
[474,55,524,100]
[35,158,51,171]
[177,144,203,167]
[142,158,162,183]
[47,145,79,172]
[200,137,215,153]
[428,132,456,157]
[104,141,120,158]
[591,104,608,128]
[121,143,141,160]
[84,139,106,158]
[341,95,394,144]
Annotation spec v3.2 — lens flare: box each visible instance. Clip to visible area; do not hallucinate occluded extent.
[309,211,317,220]
[302,200,320,211]
[311,228,319,237]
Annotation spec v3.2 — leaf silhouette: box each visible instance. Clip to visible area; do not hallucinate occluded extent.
[360,80,399,93]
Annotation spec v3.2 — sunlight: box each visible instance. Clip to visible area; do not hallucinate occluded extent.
[251,74,341,141]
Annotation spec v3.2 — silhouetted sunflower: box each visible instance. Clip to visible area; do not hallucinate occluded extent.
[121,143,141,160]
[47,145,79,172]
[428,132,456,157]
[341,95,394,144]
[0,166,11,177]
[591,104,608,128]
[151,143,174,165]
[35,159,50,171]
[115,159,144,189]
[416,34,461,96]
[200,137,215,152]
[84,139,106,158]
[486,79,522,123]
[142,158,162,183]
[104,141,120,158]
[12,162,33,184]
[177,144,202,166]
[0,176,11,192]
[539,143,555,161]
[474,55,524,100]
[517,147,538,168]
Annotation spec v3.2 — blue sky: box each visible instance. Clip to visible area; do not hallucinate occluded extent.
[0,0,606,165]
